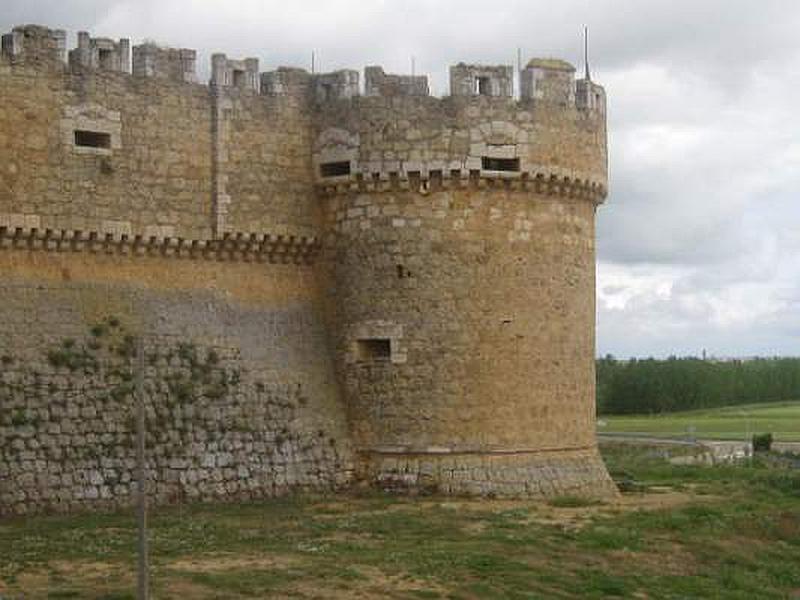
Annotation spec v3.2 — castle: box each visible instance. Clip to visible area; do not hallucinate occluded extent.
[0,24,616,515]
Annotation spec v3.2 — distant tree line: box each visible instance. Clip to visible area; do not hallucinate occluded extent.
[596,356,800,415]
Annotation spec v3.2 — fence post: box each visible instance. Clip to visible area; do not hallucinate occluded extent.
[135,337,149,600]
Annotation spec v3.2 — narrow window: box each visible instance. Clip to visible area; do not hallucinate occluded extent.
[74,130,111,149]
[356,339,391,362]
[232,69,245,88]
[320,161,351,178]
[482,157,520,172]
[476,76,491,96]
[98,48,113,69]
[321,83,333,100]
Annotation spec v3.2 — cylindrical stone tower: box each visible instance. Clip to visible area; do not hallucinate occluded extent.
[315,59,617,498]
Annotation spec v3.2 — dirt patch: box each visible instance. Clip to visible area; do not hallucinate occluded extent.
[287,565,449,600]
[0,561,134,599]
[160,577,225,599]
[609,541,699,577]
[536,488,716,530]
[166,553,300,573]
[0,571,51,596]
[48,559,124,577]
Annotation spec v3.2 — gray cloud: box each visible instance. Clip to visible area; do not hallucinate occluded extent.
[2,0,799,357]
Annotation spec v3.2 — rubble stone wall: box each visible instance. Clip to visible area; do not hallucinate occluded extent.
[0,251,352,515]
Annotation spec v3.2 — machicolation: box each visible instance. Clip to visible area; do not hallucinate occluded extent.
[0,23,615,515]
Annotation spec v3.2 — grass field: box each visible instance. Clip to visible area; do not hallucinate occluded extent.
[1,445,799,599]
[598,401,800,442]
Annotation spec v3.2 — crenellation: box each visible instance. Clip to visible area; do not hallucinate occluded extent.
[449,63,514,97]
[1,25,66,66]
[132,43,197,83]
[0,23,614,514]
[520,58,575,105]
[576,78,606,113]
[69,32,130,73]
[260,67,311,96]
[312,70,360,102]
[211,53,259,91]
[364,66,429,97]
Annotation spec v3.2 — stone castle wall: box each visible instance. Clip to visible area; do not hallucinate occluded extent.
[0,23,615,513]
[0,62,317,243]
[0,251,352,515]
[0,62,215,240]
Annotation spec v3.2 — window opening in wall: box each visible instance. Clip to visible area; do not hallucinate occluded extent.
[476,76,491,96]
[74,130,111,149]
[397,264,412,279]
[232,69,245,88]
[321,83,333,100]
[320,161,351,178]
[482,156,520,172]
[98,48,113,69]
[356,338,391,362]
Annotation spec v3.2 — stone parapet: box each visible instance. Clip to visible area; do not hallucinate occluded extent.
[313,93,608,202]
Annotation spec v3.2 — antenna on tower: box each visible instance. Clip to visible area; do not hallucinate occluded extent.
[584,26,591,81]
[311,51,316,74]
[411,56,415,78]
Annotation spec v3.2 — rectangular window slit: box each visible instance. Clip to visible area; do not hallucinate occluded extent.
[476,76,491,96]
[356,338,391,362]
[74,130,111,149]
[98,48,113,69]
[482,157,519,172]
[232,69,245,88]
[320,161,351,178]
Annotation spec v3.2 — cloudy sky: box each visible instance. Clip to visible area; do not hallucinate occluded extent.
[4,1,800,359]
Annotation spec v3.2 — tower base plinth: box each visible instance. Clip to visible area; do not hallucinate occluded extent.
[361,447,618,499]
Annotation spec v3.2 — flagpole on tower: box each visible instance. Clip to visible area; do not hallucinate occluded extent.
[584,25,591,81]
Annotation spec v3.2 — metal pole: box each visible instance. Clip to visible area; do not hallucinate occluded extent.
[584,26,591,81]
[135,337,149,600]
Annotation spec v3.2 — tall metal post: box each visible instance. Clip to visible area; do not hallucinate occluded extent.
[135,337,149,600]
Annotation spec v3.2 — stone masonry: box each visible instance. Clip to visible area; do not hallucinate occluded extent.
[0,23,616,515]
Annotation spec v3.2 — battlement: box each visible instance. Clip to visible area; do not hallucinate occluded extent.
[1,24,66,66]
[211,53,259,91]
[260,67,311,96]
[69,32,130,73]
[312,70,360,101]
[365,66,429,97]
[0,24,606,115]
[450,63,514,97]
[0,22,608,248]
[132,43,197,83]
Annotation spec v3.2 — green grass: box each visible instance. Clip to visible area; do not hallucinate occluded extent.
[599,400,800,442]
[1,446,799,599]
